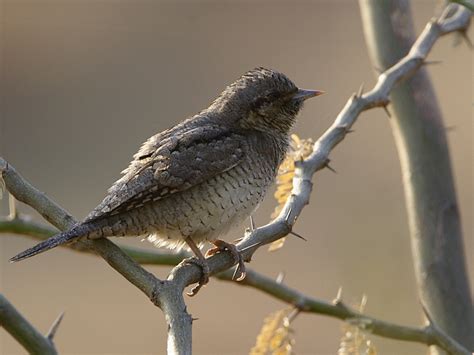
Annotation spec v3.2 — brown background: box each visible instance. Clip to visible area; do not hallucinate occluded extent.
[1,1,472,354]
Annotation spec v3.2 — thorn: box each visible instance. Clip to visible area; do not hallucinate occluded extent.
[324,159,337,174]
[420,300,435,325]
[333,288,350,311]
[285,307,301,324]
[289,231,307,242]
[359,294,368,313]
[346,129,355,134]
[382,104,392,118]
[8,194,18,220]
[420,299,447,337]
[275,271,285,284]
[192,317,199,321]
[284,206,293,224]
[339,125,354,134]
[249,215,256,231]
[334,286,343,304]
[357,83,365,98]
[243,227,252,239]
[232,265,240,281]
[239,241,261,253]
[445,125,456,132]
[46,312,65,340]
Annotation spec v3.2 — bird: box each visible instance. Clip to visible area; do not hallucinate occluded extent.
[10,67,323,295]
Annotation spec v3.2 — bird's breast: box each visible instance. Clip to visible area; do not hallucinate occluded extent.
[143,152,276,247]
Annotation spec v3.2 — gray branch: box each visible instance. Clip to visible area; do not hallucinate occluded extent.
[239,270,470,355]
[0,205,470,354]
[163,1,472,306]
[0,3,471,354]
[0,159,160,298]
[0,158,178,353]
[0,294,58,355]
[360,1,474,352]
[0,215,187,265]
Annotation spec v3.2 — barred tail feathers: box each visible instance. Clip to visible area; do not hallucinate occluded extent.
[10,224,88,262]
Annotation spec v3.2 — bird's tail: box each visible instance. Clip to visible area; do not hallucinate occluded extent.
[10,224,89,262]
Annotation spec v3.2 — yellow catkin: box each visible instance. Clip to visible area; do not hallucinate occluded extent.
[338,297,377,355]
[269,134,313,251]
[250,309,295,355]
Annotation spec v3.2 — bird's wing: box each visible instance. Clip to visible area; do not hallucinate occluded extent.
[85,124,247,221]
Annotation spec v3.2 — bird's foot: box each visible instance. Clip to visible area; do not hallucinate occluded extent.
[183,257,210,297]
[206,240,246,281]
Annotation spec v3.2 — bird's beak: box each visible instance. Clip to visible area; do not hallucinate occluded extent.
[293,89,325,101]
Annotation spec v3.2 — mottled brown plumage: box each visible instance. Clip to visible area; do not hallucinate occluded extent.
[11,67,322,292]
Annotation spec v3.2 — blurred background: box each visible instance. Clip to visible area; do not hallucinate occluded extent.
[1,1,472,354]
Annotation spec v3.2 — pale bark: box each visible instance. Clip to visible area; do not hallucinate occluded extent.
[359,1,474,352]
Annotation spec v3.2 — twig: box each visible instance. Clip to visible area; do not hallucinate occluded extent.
[46,312,65,340]
[1,202,471,354]
[0,159,186,354]
[163,1,473,310]
[0,294,57,355]
[1,217,470,354]
[0,215,188,265]
[0,159,75,231]
[229,269,470,355]
[0,159,160,296]
[8,194,18,219]
[420,303,471,355]
[360,1,474,350]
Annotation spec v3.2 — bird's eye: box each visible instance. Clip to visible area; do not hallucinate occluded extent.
[251,91,284,115]
[252,96,272,113]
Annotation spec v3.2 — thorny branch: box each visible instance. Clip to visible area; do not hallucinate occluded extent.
[0,4,471,354]
[1,216,471,355]
[0,294,58,355]
[360,0,474,350]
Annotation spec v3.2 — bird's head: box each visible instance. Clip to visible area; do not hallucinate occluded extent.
[209,67,324,135]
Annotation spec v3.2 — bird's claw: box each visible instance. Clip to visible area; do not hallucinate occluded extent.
[206,240,246,282]
[183,257,210,297]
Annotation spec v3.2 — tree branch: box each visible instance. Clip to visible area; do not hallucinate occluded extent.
[0,158,161,296]
[235,270,470,355]
[2,214,471,354]
[0,215,186,265]
[360,1,474,352]
[0,294,58,355]
[163,1,473,308]
[0,158,182,352]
